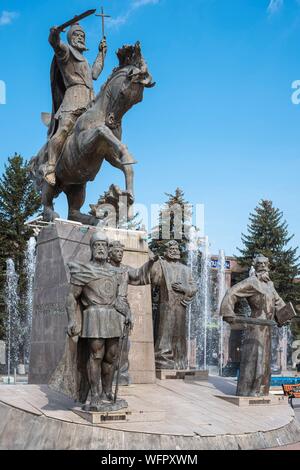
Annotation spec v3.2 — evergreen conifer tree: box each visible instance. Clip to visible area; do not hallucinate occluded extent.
[149,188,193,264]
[0,154,41,344]
[236,199,300,304]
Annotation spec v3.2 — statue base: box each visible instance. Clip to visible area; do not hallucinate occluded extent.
[74,407,129,424]
[82,398,128,413]
[156,369,209,381]
[73,402,165,425]
[216,395,287,407]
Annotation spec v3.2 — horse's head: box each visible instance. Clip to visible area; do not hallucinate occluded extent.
[99,42,155,130]
[117,42,155,88]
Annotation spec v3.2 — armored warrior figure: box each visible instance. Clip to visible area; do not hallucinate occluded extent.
[66,232,131,411]
[45,23,107,186]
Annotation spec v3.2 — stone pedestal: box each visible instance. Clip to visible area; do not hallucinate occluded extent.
[156,369,209,381]
[28,221,155,385]
[73,406,165,424]
[216,395,287,407]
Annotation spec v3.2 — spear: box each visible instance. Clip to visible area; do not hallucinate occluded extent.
[114,321,129,403]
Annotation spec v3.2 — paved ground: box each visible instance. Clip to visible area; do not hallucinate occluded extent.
[267,400,300,450]
[1,375,299,449]
[0,377,298,449]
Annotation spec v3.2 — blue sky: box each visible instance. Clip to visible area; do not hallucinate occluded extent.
[1,0,300,257]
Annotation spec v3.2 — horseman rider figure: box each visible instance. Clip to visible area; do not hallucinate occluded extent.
[45,23,107,186]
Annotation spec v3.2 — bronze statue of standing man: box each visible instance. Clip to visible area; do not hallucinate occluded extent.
[221,254,296,397]
[108,240,158,384]
[150,241,197,370]
[66,232,132,411]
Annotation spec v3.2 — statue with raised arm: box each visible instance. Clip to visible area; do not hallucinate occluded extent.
[30,27,154,225]
[45,19,107,186]
[220,254,296,397]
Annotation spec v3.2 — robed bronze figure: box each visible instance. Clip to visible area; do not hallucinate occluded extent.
[221,254,296,397]
[150,241,197,370]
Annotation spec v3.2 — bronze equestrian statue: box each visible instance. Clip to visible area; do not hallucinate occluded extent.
[30,21,154,226]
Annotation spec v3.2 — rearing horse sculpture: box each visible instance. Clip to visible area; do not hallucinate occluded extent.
[30,42,154,225]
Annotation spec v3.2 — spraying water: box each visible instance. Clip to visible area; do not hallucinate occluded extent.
[187,234,215,371]
[187,227,200,369]
[5,259,19,382]
[199,236,211,370]
[217,250,226,375]
[23,237,36,364]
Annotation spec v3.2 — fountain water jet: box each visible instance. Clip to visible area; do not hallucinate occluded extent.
[217,249,226,375]
[200,236,211,371]
[5,259,20,383]
[23,237,37,365]
[187,227,200,369]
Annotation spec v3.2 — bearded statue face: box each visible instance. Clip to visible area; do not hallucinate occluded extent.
[254,256,270,282]
[165,243,181,261]
[92,241,108,262]
[70,30,86,51]
[254,257,269,273]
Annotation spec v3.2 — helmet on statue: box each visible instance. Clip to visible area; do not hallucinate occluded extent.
[89,231,108,248]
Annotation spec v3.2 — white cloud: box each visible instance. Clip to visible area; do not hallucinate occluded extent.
[267,0,284,15]
[0,10,19,26]
[108,12,131,28]
[108,0,160,29]
[132,0,160,7]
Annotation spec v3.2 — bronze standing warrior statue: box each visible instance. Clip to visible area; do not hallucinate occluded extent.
[62,233,156,411]
[66,232,132,411]
[30,13,154,225]
[221,254,296,397]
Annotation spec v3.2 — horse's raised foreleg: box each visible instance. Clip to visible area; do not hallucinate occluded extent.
[97,125,135,218]
[100,126,135,201]
[79,125,135,193]
[42,182,61,222]
[66,184,99,226]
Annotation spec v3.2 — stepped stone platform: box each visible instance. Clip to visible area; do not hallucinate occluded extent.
[0,377,300,450]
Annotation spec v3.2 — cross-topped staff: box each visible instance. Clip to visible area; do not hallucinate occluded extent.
[96,6,111,40]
